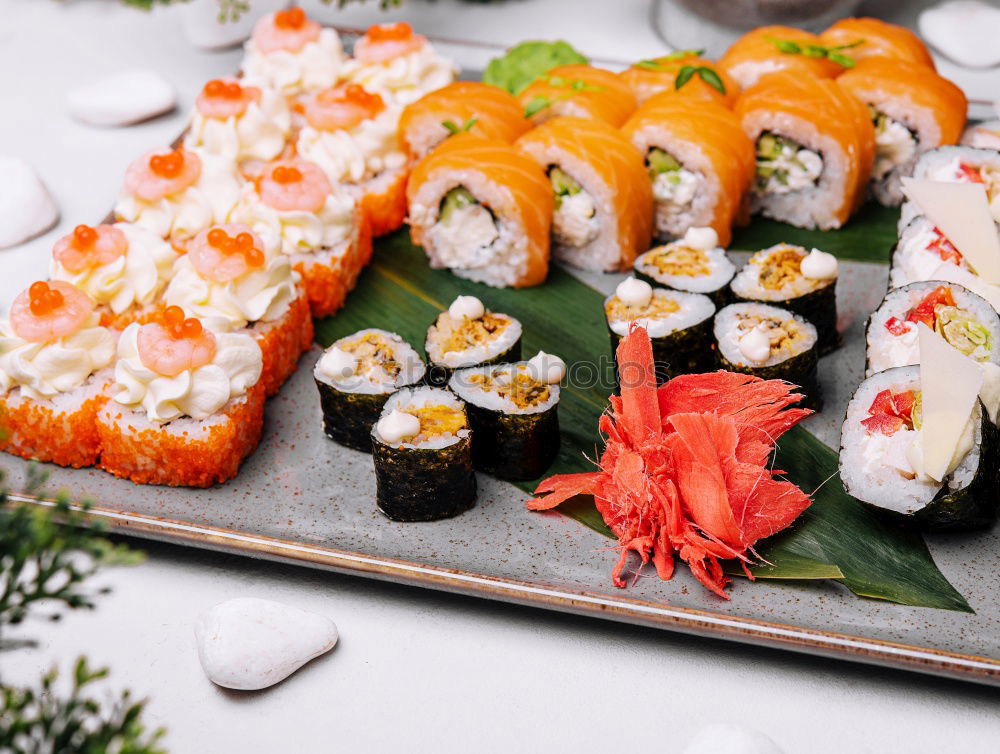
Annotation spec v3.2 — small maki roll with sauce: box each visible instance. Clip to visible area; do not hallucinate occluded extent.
[313,329,426,452]
[714,302,820,410]
[605,277,715,384]
[425,296,522,386]
[449,352,564,481]
[730,244,839,353]
[633,226,735,308]
[371,387,476,521]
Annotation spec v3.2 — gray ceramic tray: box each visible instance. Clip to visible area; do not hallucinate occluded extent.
[9,257,1000,687]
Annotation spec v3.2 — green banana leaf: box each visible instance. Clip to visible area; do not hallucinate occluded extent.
[315,229,969,611]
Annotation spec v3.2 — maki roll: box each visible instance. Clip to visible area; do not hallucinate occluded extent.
[313,329,426,452]
[898,147,1000,230]
[888,216,969,291]
[515,116,653,272]
[633,226,735,308]
[517,65,637,127]
[371,387,476,521]
[605,277,715,384]
[425,296,522,386]
[449,352,564,481]
[730,244,839,353]
[866,283,1000,377]
[713,302,821,410]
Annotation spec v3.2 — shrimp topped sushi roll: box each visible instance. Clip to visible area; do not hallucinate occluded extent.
[98,307,266,487]
[185,77,292,169]
[619,51,738,108]
[866,283,1000,377]
[837,59,967,206]
[371,386,476,521]
[0,281,115,468]
[313,329,426,452]
[241,8,345,94]
[345,22,456,106]
[232,159,372,318]
[295,84,409,237]
[517,65,637,127]
[515,116,653,272]
[889,216,969,290]
[718,26,843,90]
[50,222,178,330]
[115,147,241,242]
[399,82,530,161]
[714,302,820,409]
[449,352,563,481]
[730,244,840,353]
[820,17,936,70]
[899,147,1000,230]
[736,70,875,230]
[605,277,716,383]
[424,295,522,385]
[621,95,754,246]
[633,226,735,308]
[163,223,311,396]
[408,134,552,288]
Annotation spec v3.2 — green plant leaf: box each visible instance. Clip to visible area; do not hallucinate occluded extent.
[441,120,461,135]
[674,65,696,90]
[523,95,552,118]
[634,59,663,71]
[696,67,726,94]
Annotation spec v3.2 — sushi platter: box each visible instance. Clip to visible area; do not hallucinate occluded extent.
[6,13,1000,685]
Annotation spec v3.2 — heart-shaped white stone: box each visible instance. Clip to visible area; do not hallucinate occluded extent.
[0,155,59,249]
[683,723,784,754]
[919,1,1000,69]
[195,598,338,691]
[67,69,176,127]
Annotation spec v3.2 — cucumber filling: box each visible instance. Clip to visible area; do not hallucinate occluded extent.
[549,166,598,247]
[870,107,917,180]
[936,307,992,361]
[646,147,698,211]
[435,187,500,263]
[754,132,823,195]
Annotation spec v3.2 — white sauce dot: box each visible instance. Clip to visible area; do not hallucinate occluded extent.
[317,346,357,379]
[800,247,838,281]
[615,277,653,308]
[448,295,485,320]
[682,226,719,251]
[377,409,421,444]
[527,351,566,384]
[738,326,772,364]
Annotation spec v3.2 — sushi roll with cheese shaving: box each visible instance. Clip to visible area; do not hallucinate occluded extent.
[633,226,735,308]
[898,147,1000,230]
[888,216,970,290]
[425,295,522,385]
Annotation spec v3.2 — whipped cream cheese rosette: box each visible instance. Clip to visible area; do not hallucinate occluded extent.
[115,147,241,241]
[50,222,178,327]
[185,77,291,166]
[97,306,267,487]
[241,8,344,94]
[0,281,115,468]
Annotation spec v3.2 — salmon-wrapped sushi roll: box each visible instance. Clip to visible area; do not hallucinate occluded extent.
[163,223,312,396]
[0,282,115,468]
[621,94,754,246]
[619,52,739,107]
[232,159,372,318]
[115,147,241,242]
[98,308,265,487]
[820,17,936,70]
[50,222,178,330]
[736,70,875,230]
[517,64,637,127]
[399,82,531,160]
[719,26,843,90]
[408,134,552,288]
[838,58,966,206]
[515,116,652,272]
[241,8,345,94]
[345,22,456,106]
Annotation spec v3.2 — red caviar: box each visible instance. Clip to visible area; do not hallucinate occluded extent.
[160,305,204,340]
[207,228,264,267]
[271,165,302,184]
[28,281,64,316]
[274,7,306,30]
[320,84,383,112]
[204,79,244,100]
[149,150,185,179]
[73,224,97,248]
[367,22,413,42]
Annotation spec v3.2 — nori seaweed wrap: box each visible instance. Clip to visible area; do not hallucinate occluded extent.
[424,296,522,386]
[605,280,716,385]
[313,329,426,452]
[713,302,821,411]
[448,357,562,481]
[730,243,839,354]
[633,232,736,310]
[371,387,477,521]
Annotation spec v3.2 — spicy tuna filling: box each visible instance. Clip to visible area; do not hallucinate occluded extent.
[340,332,402,383]
[646,147,698,217]
[734,313,808,360]
[469,369,550,410]
[754,132,823,195]
[871,108,917,180]
[549,167,599,248]
[435,312,510,356]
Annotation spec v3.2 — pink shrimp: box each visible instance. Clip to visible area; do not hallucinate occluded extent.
[53,224,128,274]
[189,224,266,283]
[137,306,217,377]
[251,7,321,55]
[196,78,261,120]
[123,148,202,203]
[353,22,426,64]
[10,281,95,343]
[258,159,331,213]
[304,84,384,131]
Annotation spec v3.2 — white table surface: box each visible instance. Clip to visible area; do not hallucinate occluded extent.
[3,0,999,751]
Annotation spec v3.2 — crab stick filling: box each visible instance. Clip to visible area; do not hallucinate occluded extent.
[186,78,291,164]
[242,8,344,93]
[428,187,506,268]
[113,307,263,423]
[548,167,599,248]
[51,223,177,316]
[0,282,115,399]
[870,107,917,181]
[346,22,455,106]
[753,132,823,195]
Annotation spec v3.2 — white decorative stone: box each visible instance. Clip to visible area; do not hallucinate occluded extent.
[195,598,338,691]
[67,69,176,127]
[682,723,784,754]
[918,1,1000,69]
[177,0,290,50]
[0,155,59,249]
